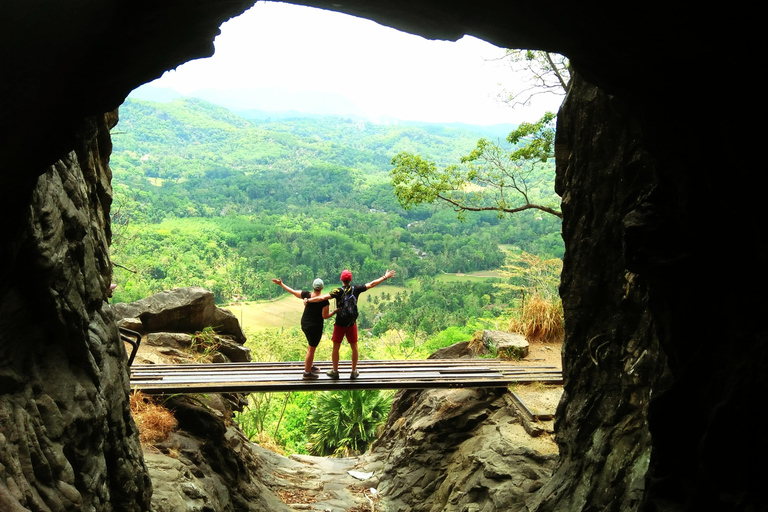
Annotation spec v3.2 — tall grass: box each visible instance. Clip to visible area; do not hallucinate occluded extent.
[508,294,563,343]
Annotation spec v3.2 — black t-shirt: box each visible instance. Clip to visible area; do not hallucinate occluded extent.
[329,284,367,327]
[300,290,329,330]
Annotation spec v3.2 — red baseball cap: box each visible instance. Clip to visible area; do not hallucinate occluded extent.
[340,270,352,282]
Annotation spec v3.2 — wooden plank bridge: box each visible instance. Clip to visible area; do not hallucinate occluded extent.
[129,359,562,394]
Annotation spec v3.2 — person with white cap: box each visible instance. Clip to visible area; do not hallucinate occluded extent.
[272,277,336,380]
[307,269,395,379]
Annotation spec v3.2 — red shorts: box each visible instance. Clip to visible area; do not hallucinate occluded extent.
[332,324,358,345]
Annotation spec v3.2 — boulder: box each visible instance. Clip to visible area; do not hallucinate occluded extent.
[146,332,194,349]
[146,332,250,363]
[427,341,474,359]
[483,330,529,359]
[112,287,246,344]
[117,316,144,332]
[366,387,557,511]
[216,336,251,363]
[147,395,294,512]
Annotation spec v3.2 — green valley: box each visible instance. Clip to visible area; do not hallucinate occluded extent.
[110,96,564,454]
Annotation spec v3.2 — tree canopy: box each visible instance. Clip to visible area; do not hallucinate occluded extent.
[390,51,569,221]
[109,97,563,303]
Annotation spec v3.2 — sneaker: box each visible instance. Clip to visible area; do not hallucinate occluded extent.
[302,372,319,380]
[349,370,360,379]
[326,369,340,379]
[310,365,320,373]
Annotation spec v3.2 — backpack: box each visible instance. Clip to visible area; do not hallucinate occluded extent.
[336,286,359,324]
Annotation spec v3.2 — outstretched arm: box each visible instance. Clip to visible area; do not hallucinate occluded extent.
[271,278,302,299]
[365,269,396,289]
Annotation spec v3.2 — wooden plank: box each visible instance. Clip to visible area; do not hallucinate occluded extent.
[129,358,562,394]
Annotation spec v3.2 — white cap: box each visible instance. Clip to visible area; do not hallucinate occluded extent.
[312,278,324,290]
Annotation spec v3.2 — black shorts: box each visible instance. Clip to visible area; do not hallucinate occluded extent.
[301,326,323,347]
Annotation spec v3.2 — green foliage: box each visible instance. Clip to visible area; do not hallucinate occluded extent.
[502,251,562,301]
[235,391,315,454]
[391,111,561,220]
[109,95,568,457]
[191,326,221,362]
[503,111,557,162]
[109,98,563,305]
[497,50,570,107]
[389,50,569,223]
[369,277,513,337]
[306,389,393,456]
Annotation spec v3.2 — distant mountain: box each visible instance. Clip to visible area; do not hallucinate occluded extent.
[127,84,516,137]
[128,84,184,103]
[129,85,366,119]
[394,120,517,140]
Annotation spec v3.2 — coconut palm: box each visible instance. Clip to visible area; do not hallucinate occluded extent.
[307,389,392,456]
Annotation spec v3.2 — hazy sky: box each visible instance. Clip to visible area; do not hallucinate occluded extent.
[145,2,562,125]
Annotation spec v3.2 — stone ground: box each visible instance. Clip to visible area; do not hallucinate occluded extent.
[513,341,563,420]
[254,447,381,512]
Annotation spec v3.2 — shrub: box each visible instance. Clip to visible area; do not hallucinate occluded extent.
[307,389,392,456]
[191,326,221,362]
[508,294,563,343]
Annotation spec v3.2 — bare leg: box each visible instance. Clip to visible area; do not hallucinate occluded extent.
[332,342,341,372]
[350,343,358,372]
[304,345,317,373]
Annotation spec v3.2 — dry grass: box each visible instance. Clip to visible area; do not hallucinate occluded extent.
[252,431,287,456]
[467,330,486,354]
[130,391,178,445]
[508,295,564,343]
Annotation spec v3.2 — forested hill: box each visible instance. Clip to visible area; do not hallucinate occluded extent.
[113,97,489,217]
[109,97,562,304]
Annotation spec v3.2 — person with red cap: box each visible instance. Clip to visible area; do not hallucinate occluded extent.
[307,268,395,379]
[272,277,336,380]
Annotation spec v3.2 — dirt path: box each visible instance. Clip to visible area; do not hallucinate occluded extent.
[254,446,380,511]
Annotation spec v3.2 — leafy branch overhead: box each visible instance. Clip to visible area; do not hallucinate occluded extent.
[390,51,568,220]
[391,111,561,219]
[497,50,571,107]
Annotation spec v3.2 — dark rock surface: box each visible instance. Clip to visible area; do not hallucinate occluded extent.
[367,387,558,512]
[0,1,763,511]
[0,113,151,511]
[121,291,281,511]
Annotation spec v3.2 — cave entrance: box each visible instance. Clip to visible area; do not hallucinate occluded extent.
[113,0,565,392]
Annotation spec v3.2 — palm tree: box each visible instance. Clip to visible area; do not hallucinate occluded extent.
[307,389,392,456]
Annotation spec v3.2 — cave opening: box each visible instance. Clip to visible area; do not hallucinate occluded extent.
[112,1,566,352]
[111,0,560,474]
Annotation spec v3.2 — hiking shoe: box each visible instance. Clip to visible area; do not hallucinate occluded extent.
[349,370,360,379]
[302,372,319,380]
[310,365,321,373]
[326,369,340,379]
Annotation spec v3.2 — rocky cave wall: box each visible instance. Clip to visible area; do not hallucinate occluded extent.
[0,1,764,511]
[0,112,151,511]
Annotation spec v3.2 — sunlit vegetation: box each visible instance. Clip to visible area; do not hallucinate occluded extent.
[508,294,563,343]
[112,96,564,455]
[505,252,564,343]
[307,389,393,456]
